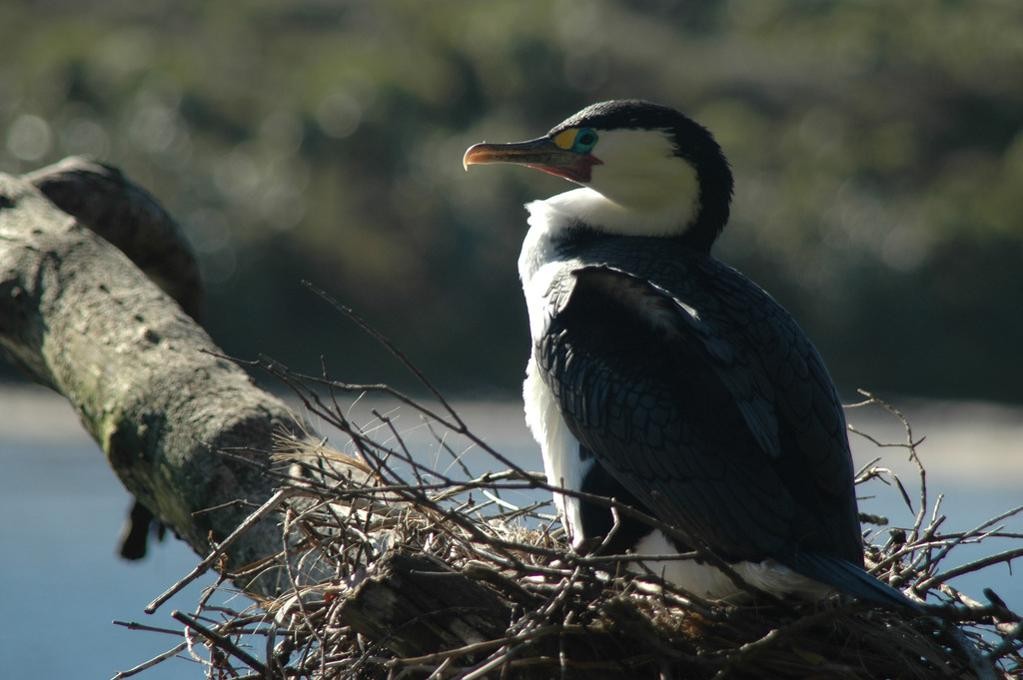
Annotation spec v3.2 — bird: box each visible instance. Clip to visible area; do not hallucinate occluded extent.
[463,99,914,608]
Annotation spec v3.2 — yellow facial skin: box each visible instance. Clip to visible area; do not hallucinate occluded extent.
[552,128,579,150]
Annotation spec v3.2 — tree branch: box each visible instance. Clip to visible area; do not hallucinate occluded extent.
[0,161,294,594]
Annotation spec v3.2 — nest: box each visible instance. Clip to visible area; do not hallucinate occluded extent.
[113,309,1023,679]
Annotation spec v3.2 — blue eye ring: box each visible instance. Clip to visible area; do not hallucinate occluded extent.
[572,127,598,153]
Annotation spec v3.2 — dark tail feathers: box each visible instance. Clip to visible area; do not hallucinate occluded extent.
[786,553,923,612]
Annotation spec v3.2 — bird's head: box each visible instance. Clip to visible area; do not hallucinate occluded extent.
[464,100,733,249]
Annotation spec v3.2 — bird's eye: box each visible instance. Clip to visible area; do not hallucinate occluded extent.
[572,128,598,153]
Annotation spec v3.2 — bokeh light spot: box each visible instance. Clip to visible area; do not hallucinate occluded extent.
[316,92,362,139]
[6,114,53,161]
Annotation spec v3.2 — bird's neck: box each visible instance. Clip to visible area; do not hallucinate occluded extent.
[538,187,698,238]
[519,188,715,282]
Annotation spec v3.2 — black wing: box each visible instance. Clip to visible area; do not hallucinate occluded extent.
[535,245,861,565]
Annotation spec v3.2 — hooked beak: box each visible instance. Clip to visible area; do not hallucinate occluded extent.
[463,136,600,183]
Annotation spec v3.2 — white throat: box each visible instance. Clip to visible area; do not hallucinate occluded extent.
[521,182,697,246]
[517,186,692,280]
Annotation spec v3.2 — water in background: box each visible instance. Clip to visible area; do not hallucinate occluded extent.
[1,386,1020,679]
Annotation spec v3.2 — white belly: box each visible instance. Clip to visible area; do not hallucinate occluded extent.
[631,531,832,601]
[523,358,592,548]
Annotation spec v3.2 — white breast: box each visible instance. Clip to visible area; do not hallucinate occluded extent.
[519,191,593,549]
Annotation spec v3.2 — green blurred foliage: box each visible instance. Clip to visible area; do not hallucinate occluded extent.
[2,1,1022,400]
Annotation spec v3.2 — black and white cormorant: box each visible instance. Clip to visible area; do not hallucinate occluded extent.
[464,99,912,607]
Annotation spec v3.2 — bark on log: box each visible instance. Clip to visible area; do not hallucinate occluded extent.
[0,158,294,594]
[26,157,204,560]
[24,157,203,321]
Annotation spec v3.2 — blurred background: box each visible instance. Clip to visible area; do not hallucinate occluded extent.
[2,0,1022,399]
[1,2,1021,677]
